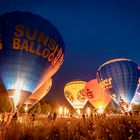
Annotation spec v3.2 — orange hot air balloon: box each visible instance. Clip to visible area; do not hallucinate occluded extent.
[85,79,111,113]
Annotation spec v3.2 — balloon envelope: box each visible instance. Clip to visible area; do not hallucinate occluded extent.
[0,11,65,106]
[64,80,87,109]
[96,58,139,102]
[85,79,111,111]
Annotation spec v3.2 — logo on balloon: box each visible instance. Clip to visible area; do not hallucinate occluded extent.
[86,89,94,99]
[99,77,112,89]
[65,91,74,103]
[77,89,87,102]
[4,24,63,65]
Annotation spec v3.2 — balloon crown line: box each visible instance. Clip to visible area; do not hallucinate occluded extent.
[97,58,132,71]
[1,11,61,35]
[65,81,87,86]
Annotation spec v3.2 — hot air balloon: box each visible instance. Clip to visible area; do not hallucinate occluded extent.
[0,11,65,109]
[96,58,139,103]
[64,80,87,110]
[84,79,111,113]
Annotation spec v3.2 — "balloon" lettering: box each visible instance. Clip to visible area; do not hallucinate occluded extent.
[12,24,64,65]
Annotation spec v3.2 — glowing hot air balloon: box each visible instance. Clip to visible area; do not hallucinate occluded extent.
[85,79,111,113]
[0,11,65,109]
[64,80,87,109]
[96,58,139,103]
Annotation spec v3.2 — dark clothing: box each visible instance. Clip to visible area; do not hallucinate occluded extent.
[53,112,57,120]
[13,113,17,120]
[32,113,36,121]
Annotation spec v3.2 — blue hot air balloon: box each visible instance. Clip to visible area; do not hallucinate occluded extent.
[96,58,140,103]
[0,11,65,108]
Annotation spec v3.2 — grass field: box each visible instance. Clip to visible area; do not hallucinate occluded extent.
[0,114,140,140]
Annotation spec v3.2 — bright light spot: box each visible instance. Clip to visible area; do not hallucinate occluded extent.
[128,104,132,111]
[24,104,28,112]
[66,108,69,115]
[64,107,67,116]
[13,89,20,109]
[59,106,63,115]
[76,108,80,115]
[97,105,103,114]
[86,107,91,116]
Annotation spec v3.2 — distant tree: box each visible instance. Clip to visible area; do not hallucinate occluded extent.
[42,103,52,114]
[40,100,52,114]
[29,102,41,114]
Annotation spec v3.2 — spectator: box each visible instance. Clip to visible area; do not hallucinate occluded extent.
[48,113,53,120]
[31,111,36,126]
[82,113,86,124]
[90,113,93,119]
[12,112,18,124]
[53,112,57,121]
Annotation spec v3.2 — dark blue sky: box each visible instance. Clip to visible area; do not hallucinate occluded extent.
[0,0,140,106]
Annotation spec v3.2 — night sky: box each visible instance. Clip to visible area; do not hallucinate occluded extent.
[0,0,140,106]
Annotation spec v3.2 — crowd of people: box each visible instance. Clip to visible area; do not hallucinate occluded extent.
[0,111,59,126]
